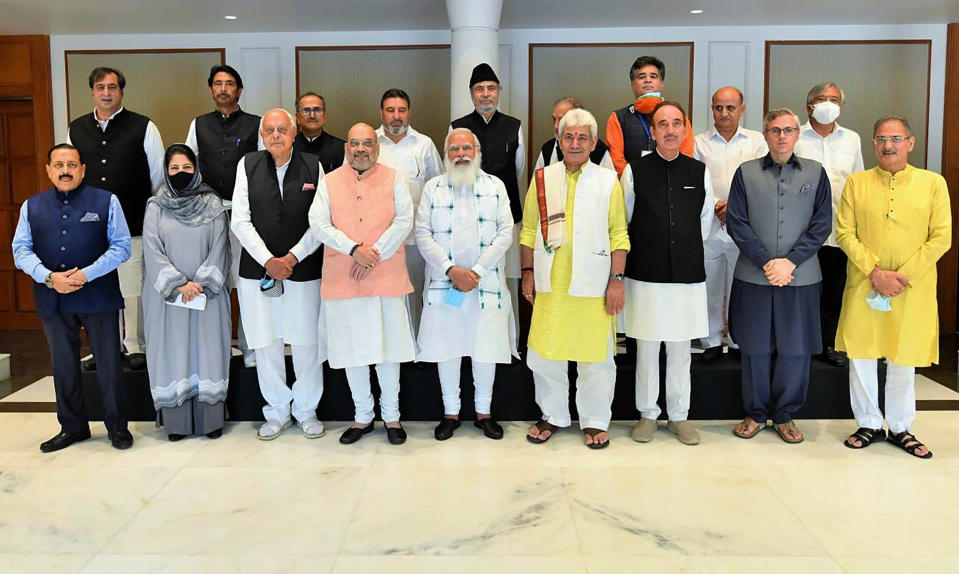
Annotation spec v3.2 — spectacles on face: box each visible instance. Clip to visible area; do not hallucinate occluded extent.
[766,127,797,137]
[299,107,326,116]
[873,135,910,145]
[447,144,474,153]
[50,161,80,170]
[348,139,375,148]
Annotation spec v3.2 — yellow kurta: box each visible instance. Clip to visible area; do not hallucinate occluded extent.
[835,164,951,366]
[520,167,630,362]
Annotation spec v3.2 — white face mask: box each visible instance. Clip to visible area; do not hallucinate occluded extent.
[811,101,841,124]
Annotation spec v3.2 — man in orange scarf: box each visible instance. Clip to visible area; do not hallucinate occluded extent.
[606,55,694,177]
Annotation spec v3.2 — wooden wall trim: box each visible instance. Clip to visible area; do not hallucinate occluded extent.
[941,23,959,333]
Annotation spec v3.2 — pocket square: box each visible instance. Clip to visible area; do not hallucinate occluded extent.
[799,184,811,193]
[80,212,100,222]
[301,183,316,192]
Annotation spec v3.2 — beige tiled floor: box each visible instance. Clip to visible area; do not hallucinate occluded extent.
[0,412,957,573]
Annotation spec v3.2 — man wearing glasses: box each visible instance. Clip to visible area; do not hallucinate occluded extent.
[376,88,445,336]
[293,92,345,174]
[186,64,263,367]
[836,116,949,459]
[725,108,831,445]
[794,82,865,368]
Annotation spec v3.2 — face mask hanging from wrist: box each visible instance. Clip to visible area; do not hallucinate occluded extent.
[811,101,841,125]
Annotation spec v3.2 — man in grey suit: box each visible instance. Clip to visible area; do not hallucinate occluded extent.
[725,108,831,444]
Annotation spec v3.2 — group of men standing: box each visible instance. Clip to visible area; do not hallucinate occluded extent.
[13,56,949,459]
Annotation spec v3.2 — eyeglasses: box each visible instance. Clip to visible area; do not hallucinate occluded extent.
[299,107,326,116]
[766,127,797,137]
[874,135,910,145]
[447,144,474,153]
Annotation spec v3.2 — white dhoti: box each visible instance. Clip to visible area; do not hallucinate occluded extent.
[625,279,708,423]
[237,277,324,423]
[702,236,740,349]
[526,336,616,431]
[117,235,145,353]
[849,358,916,434]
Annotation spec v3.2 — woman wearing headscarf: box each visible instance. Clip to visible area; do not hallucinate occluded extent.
[142,144,231,440]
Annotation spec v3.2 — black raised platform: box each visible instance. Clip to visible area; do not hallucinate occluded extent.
[81,343,875,422]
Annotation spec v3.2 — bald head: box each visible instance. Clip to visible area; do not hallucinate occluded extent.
[260,108,296,162]
[711,86,746,136]
[345,122,378,172]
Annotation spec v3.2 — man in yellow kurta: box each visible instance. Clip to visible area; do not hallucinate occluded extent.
[835,116,950,459]
[520,109,630,449]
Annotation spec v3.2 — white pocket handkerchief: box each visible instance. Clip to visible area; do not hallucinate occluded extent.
[80,212,100,222]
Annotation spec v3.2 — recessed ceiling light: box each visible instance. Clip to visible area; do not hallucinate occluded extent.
[690,9,703,14]
[224,15,238,20]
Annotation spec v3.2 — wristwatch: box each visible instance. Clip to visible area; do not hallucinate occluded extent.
[44,273,54,289]
[609,273,625,281]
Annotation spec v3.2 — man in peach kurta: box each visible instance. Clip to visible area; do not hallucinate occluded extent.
[836,116,950,459]
[309,123,414,446]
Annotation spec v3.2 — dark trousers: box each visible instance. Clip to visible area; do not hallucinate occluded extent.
[817,245,847,349]
[741,353,810,424]
[40,310,126,434]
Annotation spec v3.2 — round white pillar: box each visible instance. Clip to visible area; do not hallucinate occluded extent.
[446,0,503,119]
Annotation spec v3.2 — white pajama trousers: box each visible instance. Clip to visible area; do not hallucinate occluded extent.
[255,339,324,423]
[437,359,496,416]
[346,362,402,424]
[527,347,616,431]
[636,339,692,421]
[849,358,916,434]
[701,238,739,349]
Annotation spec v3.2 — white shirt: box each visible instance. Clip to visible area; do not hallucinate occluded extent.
[67,106,165,193]
[694,125,767,242]
[230,154,323,266]
[533,138,616,172]
[794,121,865,246]
[376,125,445,245]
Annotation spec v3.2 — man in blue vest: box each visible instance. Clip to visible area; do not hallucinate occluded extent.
[12,144,133,452]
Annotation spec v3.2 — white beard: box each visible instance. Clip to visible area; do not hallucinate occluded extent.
[444,152,482,188]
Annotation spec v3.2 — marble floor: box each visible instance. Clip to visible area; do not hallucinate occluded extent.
[1,412,958,573]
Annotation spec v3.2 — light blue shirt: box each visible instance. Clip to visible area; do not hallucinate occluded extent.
[12,192,132,284]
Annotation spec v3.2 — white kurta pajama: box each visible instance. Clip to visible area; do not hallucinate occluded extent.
[309,164,416,424]
[231,155,325,424]
[415,171,518,415]
[621,160,714,422]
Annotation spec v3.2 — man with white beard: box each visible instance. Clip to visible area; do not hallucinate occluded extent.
[415,128,517,440]
[376,88,444,337]
[309,123,415,446]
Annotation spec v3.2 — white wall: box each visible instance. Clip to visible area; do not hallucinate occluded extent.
[51,22,948,172]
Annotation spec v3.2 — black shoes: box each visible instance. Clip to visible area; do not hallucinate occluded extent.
[108,429,134,450]
[474,417,504,440]
[700,346,724,363]
[339,423,374,444]
[126,353,147,371]
[434,417,461,441]
[819,347,848,367]
[40,430,91,453]
[386,425,407,445]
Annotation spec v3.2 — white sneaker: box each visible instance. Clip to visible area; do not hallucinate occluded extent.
[299,417,326,439]
[257,419,291,441]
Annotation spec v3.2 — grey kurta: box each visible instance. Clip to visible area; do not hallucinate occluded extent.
[142,199,231,434]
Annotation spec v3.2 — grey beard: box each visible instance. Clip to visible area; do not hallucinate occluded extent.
[445,156,482,188]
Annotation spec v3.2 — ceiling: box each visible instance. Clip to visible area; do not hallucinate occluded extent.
[0,0,956,35]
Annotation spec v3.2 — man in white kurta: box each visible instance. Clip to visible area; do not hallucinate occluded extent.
[231,109,325,441]
[622,102,714,445]
[376,88,444,337]
[309,123,416,446]
[416,128,517,441]
[693,87,767,362]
